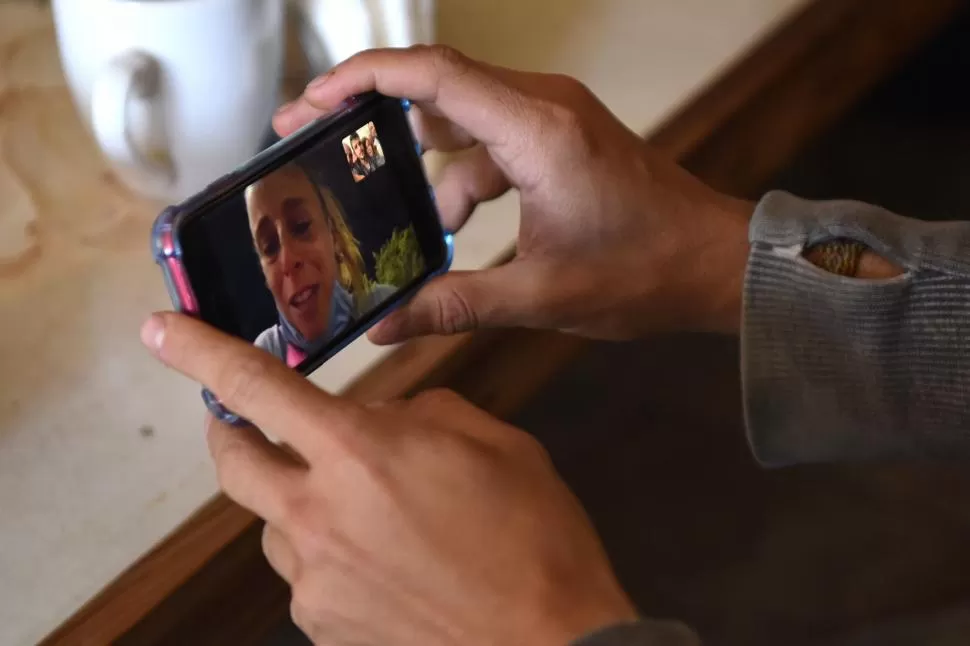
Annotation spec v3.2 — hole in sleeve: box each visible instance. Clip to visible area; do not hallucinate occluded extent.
[802,237,905,279]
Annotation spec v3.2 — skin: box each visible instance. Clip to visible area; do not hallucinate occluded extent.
[144,44,904,646]
[279,50,753,345]
[350,136,367,181]
[857,252,902,278]
[367,123,382,158]
[352,137,367,164]
[804,243,903,279]
[246,165,338,341]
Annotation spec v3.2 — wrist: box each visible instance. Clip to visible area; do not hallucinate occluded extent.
[536,612,641,646]
[683,194,752,335]
[529,587,640,646]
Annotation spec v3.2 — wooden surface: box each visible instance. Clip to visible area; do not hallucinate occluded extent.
[36,0,968,644]
[516,336,970,645]
[661,0,970,197]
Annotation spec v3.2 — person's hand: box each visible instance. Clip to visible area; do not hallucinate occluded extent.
[141,312,639,646]
[275,45,753,343]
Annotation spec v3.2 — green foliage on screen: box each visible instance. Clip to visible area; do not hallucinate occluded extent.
[366,224,426,290]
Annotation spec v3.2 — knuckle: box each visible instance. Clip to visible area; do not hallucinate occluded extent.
[418,44,475,99]
[433,286,478,335]
[527,434,553,463]
[425,43,467,71]
[289,598,310,632]
[217,353,268,406]
[412,387,462,410]
[210,439,245,492]
[559,75,595,102]
[290,527,333,578]
[530,76,597,155]
[310,402,369,451]
[548,100,586,139]
[293,577,327,614]
[260,523,273,553]
[545,103,595,162]
[542,73,598,116]
[509,429,553,465]
[281,497,335,563]
[277,490,312,531]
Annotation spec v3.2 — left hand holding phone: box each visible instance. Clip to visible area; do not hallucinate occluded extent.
[140,311,638,646]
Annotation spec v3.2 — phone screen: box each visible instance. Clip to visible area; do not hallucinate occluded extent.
[176,97,447,371]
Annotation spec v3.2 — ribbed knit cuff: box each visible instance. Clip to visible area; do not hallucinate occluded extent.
[743,190,970,466]
[570,620,701,646]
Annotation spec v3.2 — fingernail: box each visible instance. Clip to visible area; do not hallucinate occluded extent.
[275,100,295,116]
[307,71,333,90]
[141,314,165,352]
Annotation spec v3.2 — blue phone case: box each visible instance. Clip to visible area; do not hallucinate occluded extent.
[152,97,453,426]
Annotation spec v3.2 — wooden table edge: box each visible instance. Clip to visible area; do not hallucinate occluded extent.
[40,0,965,643]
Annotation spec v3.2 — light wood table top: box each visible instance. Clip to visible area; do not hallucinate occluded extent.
[1,1,830,644]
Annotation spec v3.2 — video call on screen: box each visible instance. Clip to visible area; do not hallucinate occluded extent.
[181,104,431,369]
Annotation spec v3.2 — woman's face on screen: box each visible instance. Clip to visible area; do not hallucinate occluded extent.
[246,166,337,341]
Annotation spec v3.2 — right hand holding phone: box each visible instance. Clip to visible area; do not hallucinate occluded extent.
[276,45,753,343]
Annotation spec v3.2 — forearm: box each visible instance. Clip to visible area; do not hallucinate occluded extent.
[742,190,970,466]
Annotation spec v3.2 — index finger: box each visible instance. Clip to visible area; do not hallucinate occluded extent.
[142,312,356,454]
[288,46,527,149]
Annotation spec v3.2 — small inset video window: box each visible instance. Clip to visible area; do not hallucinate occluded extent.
[342,121,386,183]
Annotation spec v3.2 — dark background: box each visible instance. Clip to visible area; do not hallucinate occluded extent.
[181,103,425,343]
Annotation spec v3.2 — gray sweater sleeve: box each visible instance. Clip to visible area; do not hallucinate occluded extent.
[743,190,970,466]
[571,621,702,646]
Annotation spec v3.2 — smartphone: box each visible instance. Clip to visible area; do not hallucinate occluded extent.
[151,92,453,424]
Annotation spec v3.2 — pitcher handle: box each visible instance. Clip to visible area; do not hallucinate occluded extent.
[91,50,176,188]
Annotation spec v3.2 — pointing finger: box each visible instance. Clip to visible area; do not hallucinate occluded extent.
[142,312,358,455]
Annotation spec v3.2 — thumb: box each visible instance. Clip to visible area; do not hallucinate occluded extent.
[367,262,545,344]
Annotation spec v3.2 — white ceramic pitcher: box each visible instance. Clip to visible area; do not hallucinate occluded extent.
[51,0,285,202]
[293,0,436,75]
